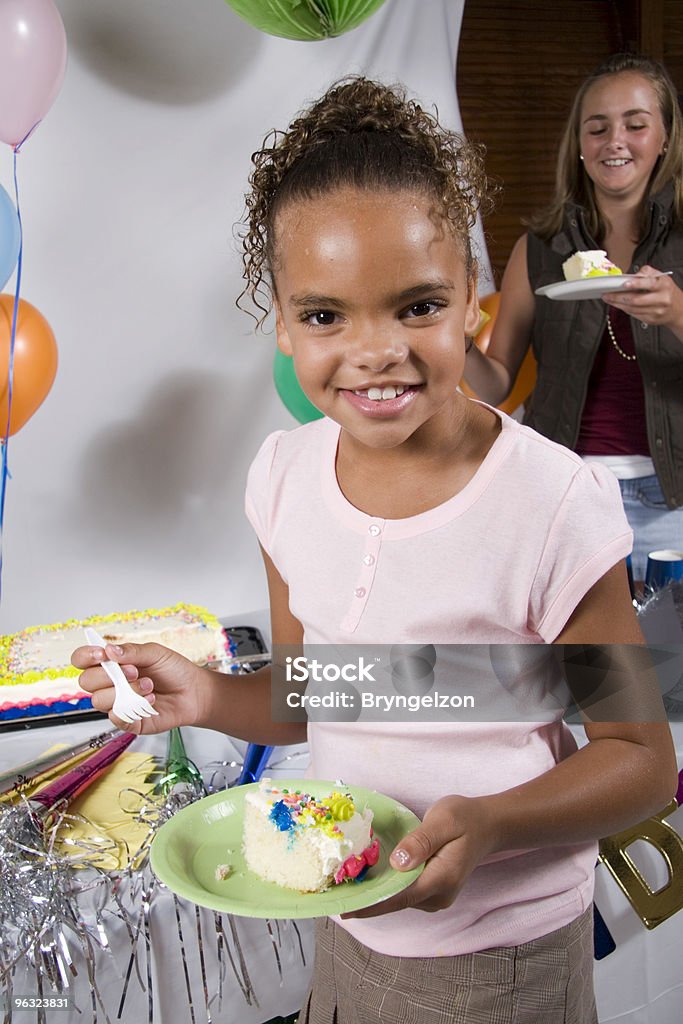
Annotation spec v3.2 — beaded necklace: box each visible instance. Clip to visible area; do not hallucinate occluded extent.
[606,313,637,362]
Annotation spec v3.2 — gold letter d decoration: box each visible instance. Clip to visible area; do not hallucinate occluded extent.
[599,800,683,929]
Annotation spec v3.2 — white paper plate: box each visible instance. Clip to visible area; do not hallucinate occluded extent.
[534,276,638,301]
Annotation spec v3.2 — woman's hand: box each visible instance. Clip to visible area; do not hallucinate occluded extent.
[603,265,683,339]
[342,794,495,918]
[72,641,208,735]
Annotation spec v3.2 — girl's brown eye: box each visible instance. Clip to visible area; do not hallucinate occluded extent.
[305,311,336,326]
[404,302,440,318]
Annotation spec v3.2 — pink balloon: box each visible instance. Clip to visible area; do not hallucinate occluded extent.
[0,0,67,147]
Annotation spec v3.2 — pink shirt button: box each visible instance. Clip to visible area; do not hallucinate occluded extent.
[363,554,375,566]
[355,587,366,598]
[368,524,381,536]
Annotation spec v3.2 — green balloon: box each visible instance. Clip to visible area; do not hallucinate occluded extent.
[224,0,387,41]
[273,348,323,423]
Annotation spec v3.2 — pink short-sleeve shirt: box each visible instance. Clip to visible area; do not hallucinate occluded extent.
[245,409,633,956]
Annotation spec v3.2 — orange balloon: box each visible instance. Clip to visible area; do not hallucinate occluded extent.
[0,294,58,436]
[460,291,537,416]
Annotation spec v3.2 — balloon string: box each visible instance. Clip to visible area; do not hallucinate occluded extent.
[14,122,40,154]
[0,144,25,601]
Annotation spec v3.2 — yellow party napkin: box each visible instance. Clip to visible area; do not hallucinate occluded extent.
[52,751,161,871]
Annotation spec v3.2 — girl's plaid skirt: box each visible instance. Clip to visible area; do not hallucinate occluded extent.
[297,907,597,1024]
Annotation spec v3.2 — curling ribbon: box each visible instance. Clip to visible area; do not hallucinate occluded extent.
[599,797,683,929]
[0,138,29,602]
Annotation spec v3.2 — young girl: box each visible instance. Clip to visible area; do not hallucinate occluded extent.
[74,78,677,1023]
[463,53,683,582]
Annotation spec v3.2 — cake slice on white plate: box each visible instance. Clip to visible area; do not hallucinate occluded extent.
[562,250,622,280]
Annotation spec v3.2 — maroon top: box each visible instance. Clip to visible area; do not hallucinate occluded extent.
[576,307,650,456]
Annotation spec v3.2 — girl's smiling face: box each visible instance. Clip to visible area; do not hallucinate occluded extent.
[579,72,667,206]
[272,187,480,452]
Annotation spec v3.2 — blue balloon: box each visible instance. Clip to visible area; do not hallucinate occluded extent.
[0,184,20,291]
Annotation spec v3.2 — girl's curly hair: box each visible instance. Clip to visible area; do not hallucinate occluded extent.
[238,76,494,323]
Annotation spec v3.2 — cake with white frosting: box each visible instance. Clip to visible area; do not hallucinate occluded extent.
[0,603,229,723]
[562,250,622,280]
[243,781,379,892]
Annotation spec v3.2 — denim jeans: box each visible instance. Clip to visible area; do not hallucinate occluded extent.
[618,475,683,581]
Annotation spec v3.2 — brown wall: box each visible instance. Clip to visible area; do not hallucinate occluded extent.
[663,0,683,96]
[457,0,683,285]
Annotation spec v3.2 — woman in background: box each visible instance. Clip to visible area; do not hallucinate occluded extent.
[464,53,683,580]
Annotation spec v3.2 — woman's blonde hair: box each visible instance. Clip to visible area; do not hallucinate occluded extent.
[527,53,683,241]
[238,76,495,322]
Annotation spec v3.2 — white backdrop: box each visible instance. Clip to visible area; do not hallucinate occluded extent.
[0,0,491,634]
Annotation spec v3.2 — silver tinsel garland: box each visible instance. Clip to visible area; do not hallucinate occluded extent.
[0,741,309,1024]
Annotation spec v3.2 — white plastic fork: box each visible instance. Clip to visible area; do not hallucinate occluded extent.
[84,626,158,723]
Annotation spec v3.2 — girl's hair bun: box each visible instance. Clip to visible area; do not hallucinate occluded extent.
[239,76,495,321]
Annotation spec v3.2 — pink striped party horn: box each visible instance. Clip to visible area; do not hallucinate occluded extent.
[0,729,115,799]
[29,730,136,819]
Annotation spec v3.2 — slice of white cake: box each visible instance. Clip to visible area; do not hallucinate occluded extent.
[243,781,378,893]
[562,250,622,281]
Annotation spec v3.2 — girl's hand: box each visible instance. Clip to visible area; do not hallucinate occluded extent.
[603,265,683,336]
[342,795,494,918]
[71,642,206,736]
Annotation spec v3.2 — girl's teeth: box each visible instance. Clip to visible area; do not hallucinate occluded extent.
[360,385,406,401]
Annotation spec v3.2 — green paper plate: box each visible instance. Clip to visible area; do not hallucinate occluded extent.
[150,779,423,918]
